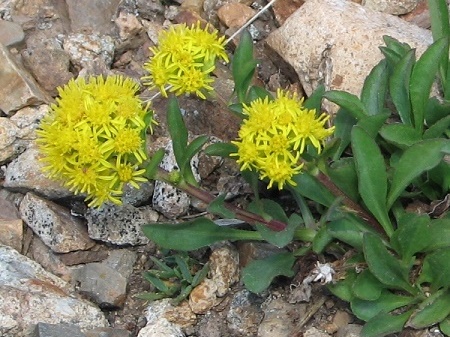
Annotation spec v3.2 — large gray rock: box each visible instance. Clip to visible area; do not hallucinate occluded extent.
[266,0,433,114]
[0,244,108,337]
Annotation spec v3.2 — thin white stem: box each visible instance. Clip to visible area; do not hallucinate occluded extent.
[225,0,277,45]
[144,84,172,103]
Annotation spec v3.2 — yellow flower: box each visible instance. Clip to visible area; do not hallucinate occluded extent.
[232,89,335,189]
[37,75,156,207]
[142,22,229,99]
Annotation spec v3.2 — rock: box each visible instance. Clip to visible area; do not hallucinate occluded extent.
[104,249,137,280]
[196,311,228,337]
[0,117,20,157]
[0,43,50,115]
[19,192,95,253]
[3,145,73,199]
[164,300,197,329]
[66,0,122,35]
[63,33,115,74]
[115,11,144,40]
[324,310,352,334]
[203,0,253,25]
[0,19,25,47]
[122,181,154,207]
[217,3,256,28]
[0,218,23,252]
[400,0,430,29]
[9,104,48,140]
[189,278,219,314]
[272,0,305,26]
[58,248,109,266]
[72,262,128,308]
[336,323,363,337]
[266,0,433,114]
[0,190,20,219]
[85,203,157,245]
[31,322,86,337]
[209,244,239,297]
[152,140,200,219]
[21,32,73,95]
[237,241,286,268]
[303,327,332,337]
[362,0,420,15]
[136,0,165,20]
[226,289,264,337]
[0,244,108,337]
[137,299,185,337]
[84,327,131,337]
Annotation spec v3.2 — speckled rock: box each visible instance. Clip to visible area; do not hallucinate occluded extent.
[217,3,256,28]
[63,33,115,74]
[362,0,420,15]
[209,244,239,297]
[266,0,433,114]
[152,140,200,219]
[226,289,264,337]
[0,218,23,252]
[85,203,158,245]
[19,192,95,253]
[303,327,332,337]
[0,43,50,115]
[137,299,185,337]
[3,145,73,198]
[0,244,108,337]
[189,278,219,314]
[164,301,197,329]
[0,19,25,46]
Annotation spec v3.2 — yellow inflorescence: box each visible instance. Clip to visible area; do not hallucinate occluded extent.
[232,89,335,190]
[36,75,156,207]
[142,22,229,99]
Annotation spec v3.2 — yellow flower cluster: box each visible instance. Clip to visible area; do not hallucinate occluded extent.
[37,75,156,207]
[232,89,335,189]
[142,22,229,99]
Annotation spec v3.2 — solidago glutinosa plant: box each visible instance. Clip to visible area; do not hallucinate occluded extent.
[37,2,450,335]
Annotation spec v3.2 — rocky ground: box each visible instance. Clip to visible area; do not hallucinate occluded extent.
[0,0,445,336]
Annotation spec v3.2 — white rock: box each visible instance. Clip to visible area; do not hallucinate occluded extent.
[19,192,95,253]
[209,245,239,297]
[137,299,185,337]
[0,244,108,337]
[362,0,420,15]
[266,0,432,114]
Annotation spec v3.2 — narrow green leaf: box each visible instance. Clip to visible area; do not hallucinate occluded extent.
[181,135,209,185]
[242,252,295,293]
[207,194,235,218]
[143,272,170,292]
[312,224,334,253]
[389,49,415,125]
[440,317,450,336]
[418,248,450,291]
[382,35,412,58]
[351,126,392,236]
[361,60,389,116]
[232,30,257,102]
[174,255,193,284]
[149,256,174,273]
[142,218,261,251]
[332,108,357,160]
[192,263,209,287]
[380,46,404,68]
[204,142,238,157]
[361,310,413,337]
[351,290,415,321]
[291,172,336,207]
[424,114,450,139]
[135,292,170,301]
[145,148,165,180]
[327,270,358,302]
[387,139,448,208]
[167,96,188,166]
[379,124,421,149]
[407,289,450,329]
[410,37,449,133]
[356,113,390,138]
[247,85,273,102]
[425,97,450,125]
[363,233,415,293]
[424,218,450,251]
[323,91,367,120]
[327,216,373,250]
[352,269,384,301]
[304,84,325,111]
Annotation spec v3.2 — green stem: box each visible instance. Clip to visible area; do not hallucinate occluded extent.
[154,168,287,231]
[315,171,387,237]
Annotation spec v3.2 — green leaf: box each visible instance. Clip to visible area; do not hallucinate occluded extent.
[143,272,170,293]
[323,90,367,120]
[167,96,188,166]
[327,269,358,302]
[192,263,210,287]
[356,113,390,138]
[204,142,238,157]
[424,114,450,139]
[379,124,421,149]
[174,255,193,283]
[291,172,336,207]
[363,233,415,293]
[327,216,374,250]
[361,310,413,337]
[145,148,166,180]
[247,85,273,102]
[181,135,209,185]
[410,37,449,133]
[304,84,325,111]
[418,247,450,291]
[242,252,296,293]
[352,269,384,301]
[425,97,450,125]
[352,126,392,236]
[142,217,261,251]
[389,49,415,125]
[390,213,431,260]
[351,290,415,321]
[424,218,450,251]
[332,108,357,160]
[440,316,450,336]
[232,30,257,102]
[382,35,412,58]
[312,224,334,253]
[326,158,359,202]
[361,60,389,116]
[207,194,235,218]
[407,289,450,329]
[387,139,448,208]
